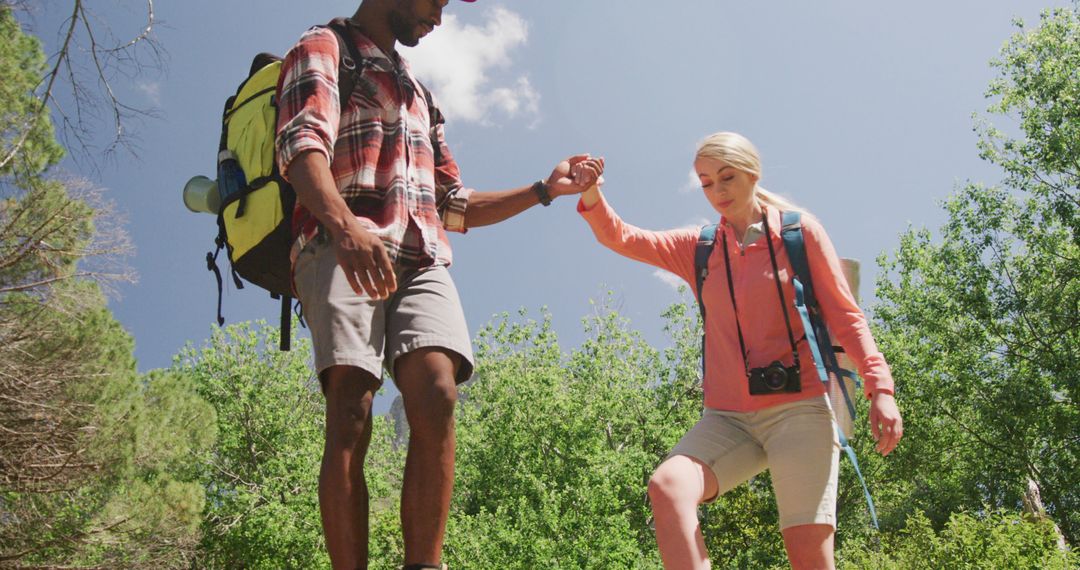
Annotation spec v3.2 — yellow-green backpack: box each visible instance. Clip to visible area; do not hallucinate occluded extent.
[206,18,441,350]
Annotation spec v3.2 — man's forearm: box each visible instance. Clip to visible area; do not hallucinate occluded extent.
[463,185,548,229]
[287,150,354,237]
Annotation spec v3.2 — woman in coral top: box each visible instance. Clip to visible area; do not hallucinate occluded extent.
[577,132,903,569]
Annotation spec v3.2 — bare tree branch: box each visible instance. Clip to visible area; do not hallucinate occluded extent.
[2,0,163,173]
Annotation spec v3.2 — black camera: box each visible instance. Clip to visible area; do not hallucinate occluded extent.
[748,361,801,395]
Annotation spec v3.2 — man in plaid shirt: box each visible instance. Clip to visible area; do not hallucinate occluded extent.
[276,1,603,568]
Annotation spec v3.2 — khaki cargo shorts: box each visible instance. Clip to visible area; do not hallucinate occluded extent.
[668,395,840,529]
[293,239,475,385]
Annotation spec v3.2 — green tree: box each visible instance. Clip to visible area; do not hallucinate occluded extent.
[177,321,403,569]
[176,321,326,568]
[1,282,215,567]
[873,2,1080,546]
[838,510,1076,569]
[0,5,62,177]
[361,297,793,569]
[1,7,211,568]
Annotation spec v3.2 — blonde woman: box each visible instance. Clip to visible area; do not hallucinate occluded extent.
[577,132,902,569]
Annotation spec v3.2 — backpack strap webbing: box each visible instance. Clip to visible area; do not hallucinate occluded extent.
[327,19,363,111]
[780,210,878,529]
[694,224,718,379]
[418,82,445,166]
[278,294,292,351]
[327,18,443,164]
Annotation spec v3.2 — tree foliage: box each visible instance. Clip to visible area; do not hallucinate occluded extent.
[172,320,406,569]
[1,7,210,568]
[363,298,794,569]
[872,1,1080,547]
[177,322,328,569]
[0,6,62,177]
[839,510,1076,569]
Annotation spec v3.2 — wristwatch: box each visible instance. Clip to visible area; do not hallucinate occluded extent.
[531,179,552,207]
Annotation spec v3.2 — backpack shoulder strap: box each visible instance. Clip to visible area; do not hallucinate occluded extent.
[323,18,443,164]
[324,18,362,110]
[694,224,718,380]
[780,211,815,305]
[780,210,878,528]
[780,211,833,384]
[417,81,445,166]
[694,224,718,318]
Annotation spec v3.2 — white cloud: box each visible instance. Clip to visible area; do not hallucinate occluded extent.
[653,269,685,292]
[489,76,540,119]
[680,168,700,193]
[402,7,539,127]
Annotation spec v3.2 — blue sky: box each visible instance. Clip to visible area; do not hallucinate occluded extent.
[22,1,1068,412]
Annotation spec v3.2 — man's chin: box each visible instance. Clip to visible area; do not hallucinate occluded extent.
[388,14,423,47]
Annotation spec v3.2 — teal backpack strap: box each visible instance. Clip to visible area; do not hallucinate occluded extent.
[694,224,718,378]
[781,211,860,418]
[780,211,879,529]
[780,212,830,382]
[695,225,718,316]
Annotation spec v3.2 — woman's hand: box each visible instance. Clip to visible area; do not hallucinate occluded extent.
[869,391,903,456]
[546,155,604,198]
[569,156,605,208]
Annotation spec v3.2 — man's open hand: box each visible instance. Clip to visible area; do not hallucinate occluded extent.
[331,220,397,300]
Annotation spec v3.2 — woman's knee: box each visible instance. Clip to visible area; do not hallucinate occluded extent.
[648,459,707,510]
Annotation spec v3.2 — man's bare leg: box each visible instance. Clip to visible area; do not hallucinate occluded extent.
[320,366,380,570]
[395,347,461,567]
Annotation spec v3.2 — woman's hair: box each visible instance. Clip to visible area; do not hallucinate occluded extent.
[694,131,810,216]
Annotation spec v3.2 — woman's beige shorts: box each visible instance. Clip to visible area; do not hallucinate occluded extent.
[293,238,474,385]
[668,396,840,529]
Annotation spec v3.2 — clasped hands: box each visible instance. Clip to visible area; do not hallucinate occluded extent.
[333,154,606,301]
[550,154,605,196]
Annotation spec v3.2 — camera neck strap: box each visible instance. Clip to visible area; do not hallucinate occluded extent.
[720,212,802,376]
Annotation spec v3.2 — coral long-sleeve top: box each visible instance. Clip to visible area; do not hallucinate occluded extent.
[579,194,895,412]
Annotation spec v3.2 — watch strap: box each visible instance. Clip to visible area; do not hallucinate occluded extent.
[531,179,552,206]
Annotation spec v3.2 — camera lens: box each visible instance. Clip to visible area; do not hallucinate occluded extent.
[763,363,788,390]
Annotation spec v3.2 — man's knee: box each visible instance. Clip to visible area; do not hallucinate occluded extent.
[323,366,378,450]
[397,348,460,431]
[403,371,458,435]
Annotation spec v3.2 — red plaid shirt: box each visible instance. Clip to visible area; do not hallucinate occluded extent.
[275,23,472,269]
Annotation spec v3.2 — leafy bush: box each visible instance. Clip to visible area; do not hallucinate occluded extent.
[838,511,1077,569]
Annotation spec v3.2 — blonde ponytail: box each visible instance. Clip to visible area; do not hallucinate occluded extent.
[755,186,812,219]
